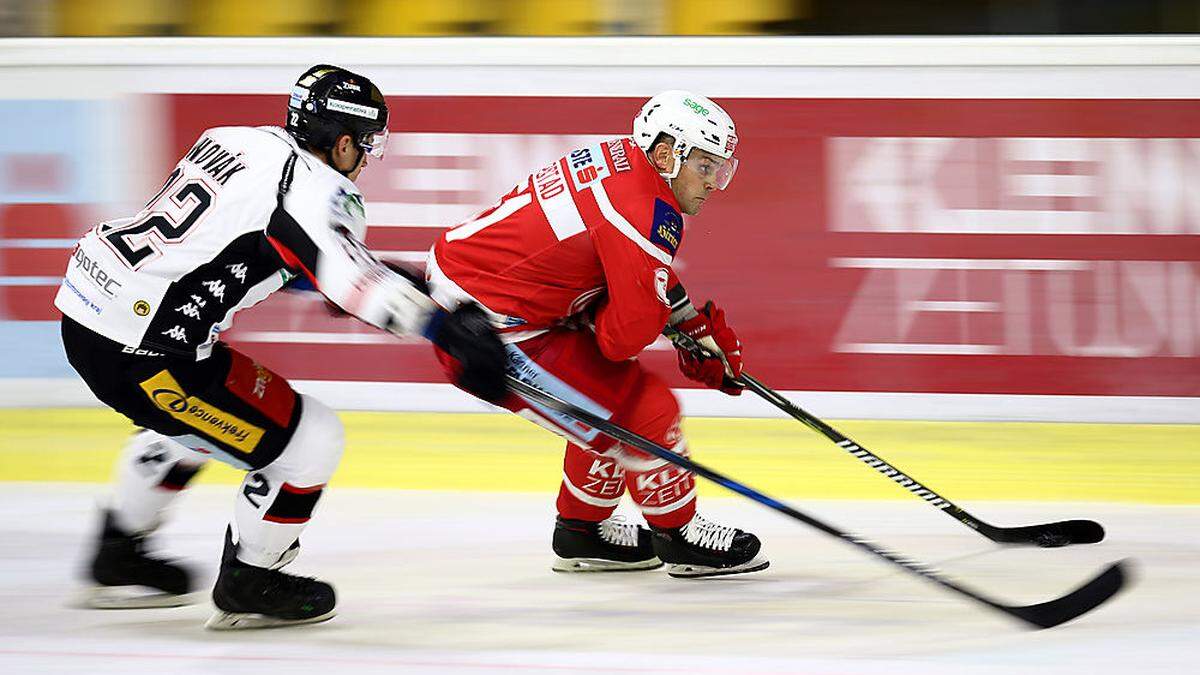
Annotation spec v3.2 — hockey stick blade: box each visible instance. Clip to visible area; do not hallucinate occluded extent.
[982,518,1106,548]
[997,560,1130,629]
[505,375,1129,630]
[662,327,1106,548]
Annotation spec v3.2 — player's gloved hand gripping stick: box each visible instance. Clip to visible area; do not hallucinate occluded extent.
[424,302,508,405]
[672,300,745,396]
[663,292,1105,548]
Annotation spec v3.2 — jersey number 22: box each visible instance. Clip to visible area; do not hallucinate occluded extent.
[103,168,215,268]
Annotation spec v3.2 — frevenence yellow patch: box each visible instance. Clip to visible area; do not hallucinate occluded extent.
[138,370,264,454]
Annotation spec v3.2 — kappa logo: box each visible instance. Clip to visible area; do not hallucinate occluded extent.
[139,370,265,454]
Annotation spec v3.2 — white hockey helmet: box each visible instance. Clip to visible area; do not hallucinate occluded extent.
[632,90,738,189]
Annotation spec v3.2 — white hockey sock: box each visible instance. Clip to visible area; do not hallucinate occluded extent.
[110,430,207,534]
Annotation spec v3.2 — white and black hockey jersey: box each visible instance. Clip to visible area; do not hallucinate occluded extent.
[55,125,427,359]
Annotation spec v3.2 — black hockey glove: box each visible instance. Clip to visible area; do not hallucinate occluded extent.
[424,303,508,405]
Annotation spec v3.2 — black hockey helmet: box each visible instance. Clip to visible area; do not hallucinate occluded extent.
[286,64,389,159]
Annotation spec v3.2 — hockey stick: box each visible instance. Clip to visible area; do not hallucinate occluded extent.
[662,326,1105,548]
[506,374,1129,629]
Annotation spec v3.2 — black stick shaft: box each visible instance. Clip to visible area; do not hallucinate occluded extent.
[663,327,1105,545]
[504,374,1122,629]
[739,372,986,528]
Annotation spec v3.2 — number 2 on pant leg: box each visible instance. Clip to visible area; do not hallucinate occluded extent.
[243,472,270,508]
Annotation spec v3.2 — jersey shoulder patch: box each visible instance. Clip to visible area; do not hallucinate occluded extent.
[567,144,611,190]
[649,198,683,257]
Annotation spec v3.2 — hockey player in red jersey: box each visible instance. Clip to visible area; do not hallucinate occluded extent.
[428,90,768,578]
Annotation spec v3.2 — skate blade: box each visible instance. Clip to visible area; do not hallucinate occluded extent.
[76,586,203,609]
[205,608,336,631]
[552,556,664,573]
[666,557,770,579]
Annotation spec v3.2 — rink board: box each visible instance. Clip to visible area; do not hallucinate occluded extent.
[2,37,1198,416]
[2,408,1196,504]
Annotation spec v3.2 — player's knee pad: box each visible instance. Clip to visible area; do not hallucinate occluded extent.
[232,396,343,565]
[609,374,696,525]
[261,394,344,488]
[610,371,683,459]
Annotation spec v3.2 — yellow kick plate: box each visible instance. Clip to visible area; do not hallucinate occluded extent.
[0,409,1196,504]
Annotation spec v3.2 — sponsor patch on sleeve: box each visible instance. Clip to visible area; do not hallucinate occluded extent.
[649,198,683,257]
[567,144,611,190]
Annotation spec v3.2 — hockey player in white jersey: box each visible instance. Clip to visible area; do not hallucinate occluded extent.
[55,65,507,629]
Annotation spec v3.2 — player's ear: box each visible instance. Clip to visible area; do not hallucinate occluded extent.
[650,141,675,174]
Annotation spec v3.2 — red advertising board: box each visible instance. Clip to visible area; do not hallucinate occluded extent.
[13,94,1198,397]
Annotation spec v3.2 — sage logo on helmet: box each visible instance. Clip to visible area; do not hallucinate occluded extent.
[632,90,739,190]
[286,64,390,162]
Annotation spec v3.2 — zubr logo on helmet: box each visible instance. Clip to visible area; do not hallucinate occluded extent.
[287,65,390,170]
[139,370,265,453]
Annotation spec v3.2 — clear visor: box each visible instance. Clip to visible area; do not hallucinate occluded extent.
[358,127,390,159]
[683,151,739,191]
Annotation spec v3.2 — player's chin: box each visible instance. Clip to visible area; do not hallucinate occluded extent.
[685,198,705,216]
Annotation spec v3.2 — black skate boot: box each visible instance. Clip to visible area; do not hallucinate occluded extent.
[206,527,336,630]
[81,510,198,609]
[552,515,663,572]
[651,514,770,579]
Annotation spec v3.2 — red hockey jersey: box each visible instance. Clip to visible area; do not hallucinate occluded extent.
[429,137,683,362]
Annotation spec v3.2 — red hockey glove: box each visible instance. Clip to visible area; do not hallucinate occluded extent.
[674,300,745,396]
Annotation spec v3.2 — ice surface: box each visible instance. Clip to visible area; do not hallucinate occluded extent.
[0,484,1195,674]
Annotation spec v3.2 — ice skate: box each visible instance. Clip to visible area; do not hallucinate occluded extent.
[79,510,200,609]
[205,527,335,630]
[651,513,769,578]
[552,515,663,572]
